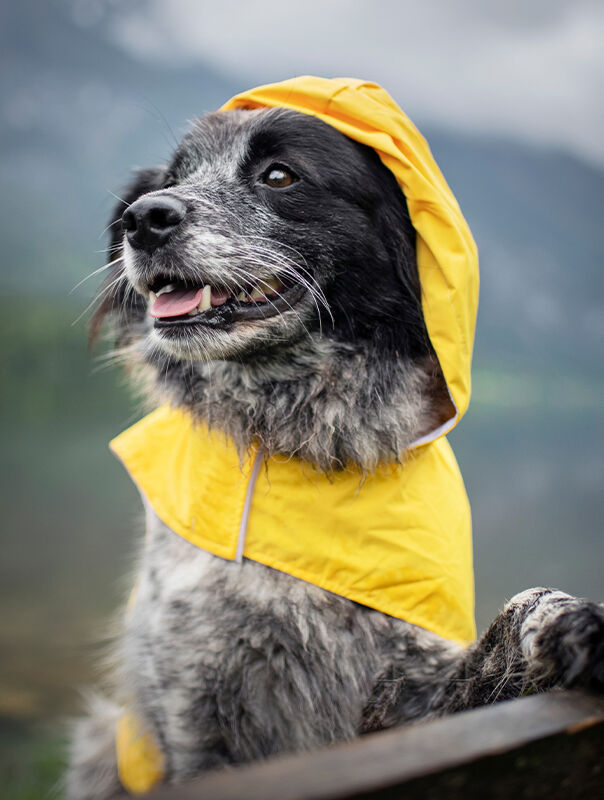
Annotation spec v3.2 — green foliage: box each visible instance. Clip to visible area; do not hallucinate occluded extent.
[0,720,65,800]
[0,294,140,723]
[0,294,130,428]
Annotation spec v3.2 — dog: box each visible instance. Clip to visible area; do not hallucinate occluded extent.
[66,79,604,799]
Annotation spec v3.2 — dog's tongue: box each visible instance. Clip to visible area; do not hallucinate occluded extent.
[150,287,204,318]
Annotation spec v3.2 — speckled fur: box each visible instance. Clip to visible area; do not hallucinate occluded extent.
[66,107,604,799]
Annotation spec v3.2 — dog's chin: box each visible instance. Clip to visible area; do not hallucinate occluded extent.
[146,294,313,362]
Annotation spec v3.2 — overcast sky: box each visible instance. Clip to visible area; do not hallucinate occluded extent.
[102,0,604,167]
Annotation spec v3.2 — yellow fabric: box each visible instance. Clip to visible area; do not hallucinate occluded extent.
[116,712,164,795]
[111,405,475,644]
[112,76,479,794]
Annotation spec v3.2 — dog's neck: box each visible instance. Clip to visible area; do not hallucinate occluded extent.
[144,334,445,472]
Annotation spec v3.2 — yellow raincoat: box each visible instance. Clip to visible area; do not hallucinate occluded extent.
[111,76,479,795]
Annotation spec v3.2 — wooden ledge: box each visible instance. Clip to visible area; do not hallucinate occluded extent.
[147,690,604,800]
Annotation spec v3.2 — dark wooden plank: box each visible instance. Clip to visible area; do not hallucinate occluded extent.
[147,690,604,800]
[366,723,604,799]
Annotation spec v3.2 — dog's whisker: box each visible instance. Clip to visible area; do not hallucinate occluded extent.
[242,236,317,287]
[228,265,315,342]
[239,245,332,322]
[185,200,327,302]
[106,189,131,207]
[91,346,133,373]
[235,256,330,334]
[243,234,310,267]
[70,256,123,295]
[137,100,179,150]
[72,271,128,326]
[98,217,124,240]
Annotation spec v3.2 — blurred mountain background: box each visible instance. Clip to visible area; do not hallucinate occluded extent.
[1,1,602,795]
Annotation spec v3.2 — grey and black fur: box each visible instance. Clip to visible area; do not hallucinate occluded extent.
[66,107,604,799]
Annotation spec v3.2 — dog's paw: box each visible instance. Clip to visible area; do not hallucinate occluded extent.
[518,590,604,691]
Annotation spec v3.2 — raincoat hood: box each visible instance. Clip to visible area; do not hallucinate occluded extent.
[222,76,479,436]
[112,77,478,796]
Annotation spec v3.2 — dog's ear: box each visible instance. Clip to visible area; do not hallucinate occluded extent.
[373,186,456,434]
[90,167,165,344]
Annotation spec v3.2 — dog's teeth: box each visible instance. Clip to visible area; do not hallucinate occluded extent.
[156,284,175,297]
[236,291,247,302]
[149,291,157,303]
[198,285,212,311]
[187,309,198,316]
[249,287,265,301]
[263,278,283,295]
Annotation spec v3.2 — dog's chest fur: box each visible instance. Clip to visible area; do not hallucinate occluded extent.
[123,503,448,778]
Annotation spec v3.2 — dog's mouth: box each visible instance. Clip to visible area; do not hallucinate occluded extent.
[148,276,306,329]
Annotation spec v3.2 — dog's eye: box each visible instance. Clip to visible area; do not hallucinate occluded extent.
[262,165,296,189]
[162,175,177,189]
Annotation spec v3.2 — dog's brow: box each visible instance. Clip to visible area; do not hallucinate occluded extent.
[170,121,255,183]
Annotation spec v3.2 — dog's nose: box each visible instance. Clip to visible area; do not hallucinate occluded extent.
[122,195,186,251]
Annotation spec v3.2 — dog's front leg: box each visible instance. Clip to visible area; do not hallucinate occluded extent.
[363,588,604,732]
[453,588,604,705]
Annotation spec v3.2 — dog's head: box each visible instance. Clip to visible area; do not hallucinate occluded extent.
[93,106,453,468]
[96,107,429,358]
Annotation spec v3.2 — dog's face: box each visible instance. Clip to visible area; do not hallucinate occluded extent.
[97,107,430,368]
